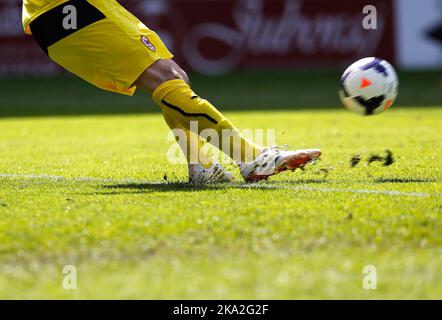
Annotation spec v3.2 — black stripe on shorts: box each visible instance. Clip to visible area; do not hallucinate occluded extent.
[30,0,106,55]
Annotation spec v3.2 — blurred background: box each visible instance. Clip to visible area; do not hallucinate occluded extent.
[0,0,440,117]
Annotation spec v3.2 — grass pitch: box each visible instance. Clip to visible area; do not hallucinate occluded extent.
[0,73,441,299]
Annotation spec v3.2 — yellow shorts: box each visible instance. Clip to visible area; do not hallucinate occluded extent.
[30,0,173,95]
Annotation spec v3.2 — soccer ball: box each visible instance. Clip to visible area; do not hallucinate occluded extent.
[339,57,398,116]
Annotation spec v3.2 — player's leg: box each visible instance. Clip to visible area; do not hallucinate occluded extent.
[162,109,231,183]
[134,59,264,163]
[135,59,321,182]
[146,61,233,183]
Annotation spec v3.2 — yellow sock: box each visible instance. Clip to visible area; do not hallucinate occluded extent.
[161,110,213,166]
[153,79,263,162]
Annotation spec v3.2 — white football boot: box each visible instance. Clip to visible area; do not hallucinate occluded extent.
[238,147,321,183]
[188,163,232,184]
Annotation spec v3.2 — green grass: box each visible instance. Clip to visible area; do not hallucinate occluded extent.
[0,105,441,299]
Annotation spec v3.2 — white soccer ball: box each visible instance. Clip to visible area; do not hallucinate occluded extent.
[339,57,398,116]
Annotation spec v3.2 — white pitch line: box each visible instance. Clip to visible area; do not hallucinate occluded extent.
[0,173,440,198]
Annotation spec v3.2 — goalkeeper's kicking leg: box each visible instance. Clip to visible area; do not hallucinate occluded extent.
[135,59,322,183]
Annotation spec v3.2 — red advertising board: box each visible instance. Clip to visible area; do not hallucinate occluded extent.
[0,0,395,76]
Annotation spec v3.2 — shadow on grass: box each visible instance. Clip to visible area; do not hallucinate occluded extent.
[104,182,219,192]
[97,178,329,194]
[102,178,440,192]
[266,179,329,184]
[374,178,438,183]
[97,177,438,195]
[83,176,439,196]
